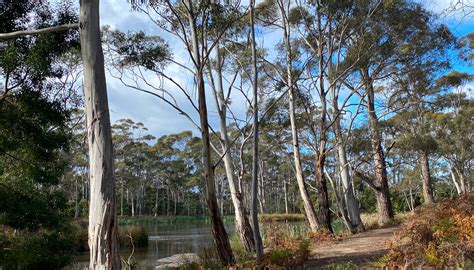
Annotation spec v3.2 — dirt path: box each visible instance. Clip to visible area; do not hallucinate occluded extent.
[305,227,398,269]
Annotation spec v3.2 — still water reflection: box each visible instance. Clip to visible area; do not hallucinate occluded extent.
[70,221,307,270]
[71,222,234,270]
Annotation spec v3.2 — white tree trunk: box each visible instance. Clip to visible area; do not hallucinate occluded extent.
[450,169,462,195]
[80,0,121,268]
[278,0,320,232]
[334,119,364,232]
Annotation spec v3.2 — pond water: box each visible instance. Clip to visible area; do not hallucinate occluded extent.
[69,221,307,270]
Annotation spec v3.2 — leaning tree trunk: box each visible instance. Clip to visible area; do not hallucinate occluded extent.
[450,168,462,195]
[333,110,364,232]
[278,0,320,232]
[185,0,235,265]
[365,73,394,226]
[419,152,434,204]
[80,0,121,268]
[210,36,255,253]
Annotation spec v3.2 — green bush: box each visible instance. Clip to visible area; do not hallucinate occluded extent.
[1,228,76,270]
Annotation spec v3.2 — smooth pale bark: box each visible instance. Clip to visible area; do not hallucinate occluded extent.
[419,152,435,204]
[0,23,78,39]
[250,0,264,257]
[80,0,121,268]
[365,74,394,226]
[185,0,234,265]
[334,117,364,232]
[278,0,320,232]
[218,120,255,252]
[455,167,469,194]
[450,169,462,194]
[209,37,255,253]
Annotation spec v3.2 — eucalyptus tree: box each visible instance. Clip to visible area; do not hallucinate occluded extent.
[254,0,322,232]
[289,0,383,233]
[1,0,122,267]
[120,0,237,264]
[203,1,257,252]
[342,0,453,225]
[249,0,264,257]
[80,0,121,267]
[387,62,453,204]
[433,72,474,194]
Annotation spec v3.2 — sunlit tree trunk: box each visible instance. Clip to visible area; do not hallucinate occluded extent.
[210,44,255,252]
[333,109,364,232]
[185,0,234,265]
[278,0,320,232]
[250,0,264,257]
[450,168,462,194]
[364,72,394,225]
[80,0,121,268]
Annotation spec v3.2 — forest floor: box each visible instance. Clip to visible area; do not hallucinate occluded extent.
[305,226,398,269]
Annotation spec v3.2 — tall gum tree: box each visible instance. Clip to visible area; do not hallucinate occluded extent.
[274,0,321,232]
[80,0,121,268]
[0,1,121,268]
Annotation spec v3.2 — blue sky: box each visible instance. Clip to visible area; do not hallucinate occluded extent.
[99,0,474,138]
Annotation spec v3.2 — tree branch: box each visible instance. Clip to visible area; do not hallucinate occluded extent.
[0,23,79,40]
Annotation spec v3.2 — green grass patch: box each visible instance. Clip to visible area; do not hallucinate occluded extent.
[118,215,235,225]
[259,213,306,222]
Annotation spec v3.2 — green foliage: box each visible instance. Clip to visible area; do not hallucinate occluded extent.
[358,187,377,213]
[1,226,76,270]
[103,27,170,71]
[0,2,80,268]
[323,261,358,270]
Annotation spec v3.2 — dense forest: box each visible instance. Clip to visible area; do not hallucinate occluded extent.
[0,0,472,269]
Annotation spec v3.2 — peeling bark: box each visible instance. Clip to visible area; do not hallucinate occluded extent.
[80,0,121,268]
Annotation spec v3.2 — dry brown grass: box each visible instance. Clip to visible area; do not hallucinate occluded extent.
[361,211,412,230]
[378,195,474,268]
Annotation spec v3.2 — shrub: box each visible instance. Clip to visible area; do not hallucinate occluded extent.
[381,195,474,268]
[323,261,358,270]
[260,225,311,269]
[1,227,76,270]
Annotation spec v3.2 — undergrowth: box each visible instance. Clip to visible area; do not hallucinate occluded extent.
[379,195,473,269]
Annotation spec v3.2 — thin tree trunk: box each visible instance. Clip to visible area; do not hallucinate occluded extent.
[74,177,80,218]
[283,176,289,214]
[278,0,320,232]
[185,0,234,265]
[155,186,159,217]
[120,181,124,216]
[419,152,434,204]
[450,169,462,195]
[131,196,135,217]
[250,0,264,257]
[80,0,120,268]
